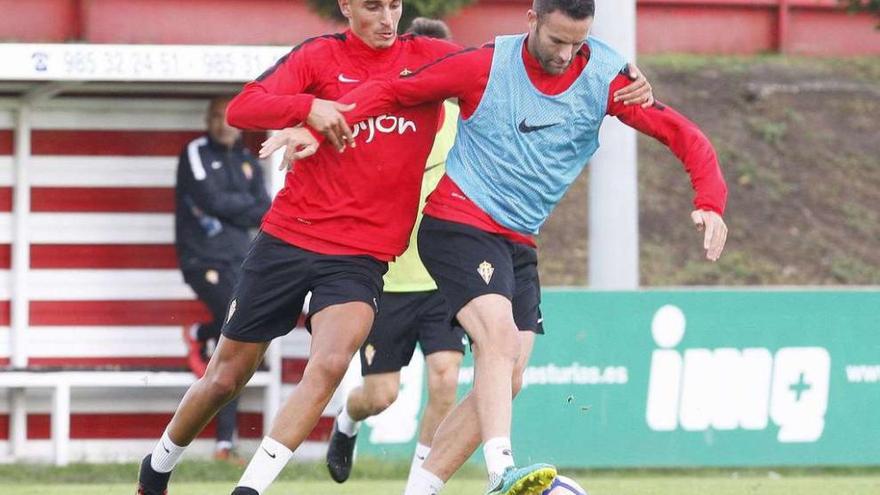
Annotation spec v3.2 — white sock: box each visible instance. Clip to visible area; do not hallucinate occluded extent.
[336,403,360,437]
[216,440,233,452]
[484,437,515,488]
[408,443,431,478]
[150,429,187,473]
[237,436,293,494]
[403,466,445,495]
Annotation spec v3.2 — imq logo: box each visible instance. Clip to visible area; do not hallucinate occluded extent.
[646,305,831,443]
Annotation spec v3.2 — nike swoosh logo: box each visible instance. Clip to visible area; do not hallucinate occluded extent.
[338,74,360,83]
[161,441,170,454]
[416,455,426,461]
[519,119,560,133]
[262,446,277,459]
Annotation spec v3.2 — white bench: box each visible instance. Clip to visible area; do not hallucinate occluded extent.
[0,348,282,466]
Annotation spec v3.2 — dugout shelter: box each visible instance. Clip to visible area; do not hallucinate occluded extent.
[0,43,322,465]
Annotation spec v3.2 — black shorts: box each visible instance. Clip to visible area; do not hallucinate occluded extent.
[417,216,544,334]
[221,231,387,343]
[360,290,466,376]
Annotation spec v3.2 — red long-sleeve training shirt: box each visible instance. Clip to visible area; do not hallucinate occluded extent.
[338,41,728,246]
[227,31,460,260]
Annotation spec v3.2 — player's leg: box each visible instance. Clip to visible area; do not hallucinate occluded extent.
[138,336,268,495]
[409,350,462,472]
[167,338,267,444]
[326,371,400,482]
[406,332,536,495]
[477,245,548,494]
[347,372,402,419]
[271,304,375,447]
[232,302,374,495]
[232,253,387,495]
[413,216,553,494]
[418,332,535,481]
[406,294,466,479]
[198,265,246,460]
[138,232,309,495]
[327,291,419,482]
[420,351,463,444]
[457,296,520,462]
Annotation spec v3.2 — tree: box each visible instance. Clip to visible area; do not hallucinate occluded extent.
[306,0,476,31]
[840,0,880,27]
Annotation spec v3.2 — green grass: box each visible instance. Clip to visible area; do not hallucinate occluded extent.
[639,54,880,81]
[1,462,880,494]
[3,476,880,495]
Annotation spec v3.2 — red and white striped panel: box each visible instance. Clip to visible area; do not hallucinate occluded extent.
[0,99,327,453]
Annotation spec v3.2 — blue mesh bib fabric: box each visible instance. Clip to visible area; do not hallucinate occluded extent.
[445,34,626,234]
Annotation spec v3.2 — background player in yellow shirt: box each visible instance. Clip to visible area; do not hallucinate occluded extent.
[325,17,467,489]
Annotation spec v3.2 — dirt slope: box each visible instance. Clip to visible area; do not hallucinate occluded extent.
[538,56,880,286]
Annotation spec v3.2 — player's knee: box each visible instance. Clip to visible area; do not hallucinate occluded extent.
[473,324,520,359]
[204,370,243,402]
[492,333,521,363]
[309,351,353,385]
[367,386,399,414]
[428,366,459,403]
[473,338,519,366]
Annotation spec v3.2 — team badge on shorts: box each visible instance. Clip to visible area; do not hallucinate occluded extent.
[242,162,254,180]
[364,344,376,366]
[205,269,219,285]
[478,261,495,285]
[226,299,237,324]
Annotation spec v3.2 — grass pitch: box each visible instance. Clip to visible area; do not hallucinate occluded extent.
[0,461,878,495]
[4,476,880,495]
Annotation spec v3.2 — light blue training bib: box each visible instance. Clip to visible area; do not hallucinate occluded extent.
[446,33,626,234]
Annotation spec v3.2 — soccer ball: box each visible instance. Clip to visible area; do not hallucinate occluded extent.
[541,475,588,495]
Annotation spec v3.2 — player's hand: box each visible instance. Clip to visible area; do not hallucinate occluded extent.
[306,98,356,152]
[260,127,319,171]
[691,210,728,262]
[614,63,654,108]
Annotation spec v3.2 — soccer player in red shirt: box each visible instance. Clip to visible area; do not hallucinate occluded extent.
[268,1,727,494]
[136,2,654,495]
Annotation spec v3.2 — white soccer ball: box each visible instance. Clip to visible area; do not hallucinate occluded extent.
[541,475,588,495]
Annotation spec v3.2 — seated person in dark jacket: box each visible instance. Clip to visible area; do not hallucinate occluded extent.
[174,95,271,463]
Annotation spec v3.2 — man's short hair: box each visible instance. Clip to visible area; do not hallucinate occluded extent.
[406,17,452,40]
[207,95,233,114]
[532,0,595,20]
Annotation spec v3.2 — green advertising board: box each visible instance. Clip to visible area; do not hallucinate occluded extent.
[355,290,880,468]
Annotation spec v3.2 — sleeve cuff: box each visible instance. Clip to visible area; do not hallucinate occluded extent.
[290,94,316,124]
[694,200,724,216]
